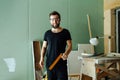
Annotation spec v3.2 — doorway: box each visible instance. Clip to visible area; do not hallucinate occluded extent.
[116,8,120,53]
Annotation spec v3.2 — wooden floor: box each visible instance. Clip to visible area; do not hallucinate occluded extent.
[82,74,92,80]
[68,74,92,80]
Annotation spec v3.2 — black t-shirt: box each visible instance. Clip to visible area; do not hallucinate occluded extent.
[44,28,71,68]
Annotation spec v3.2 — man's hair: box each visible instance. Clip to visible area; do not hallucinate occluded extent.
[49,11,61,20]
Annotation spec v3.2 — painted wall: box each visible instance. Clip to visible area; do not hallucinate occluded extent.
[30,0,104,52]
[0,0,103,80]
[0,0,34,80]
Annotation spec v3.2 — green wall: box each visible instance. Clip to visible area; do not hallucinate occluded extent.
[30,0,104,52]
[0,0,33,80]
[0,0,103,80]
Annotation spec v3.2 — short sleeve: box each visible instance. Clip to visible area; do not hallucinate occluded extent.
[65,29,72,40]
[43,31,47,41]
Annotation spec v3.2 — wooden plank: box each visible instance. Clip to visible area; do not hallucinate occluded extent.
[95,64,119,77]
[33,41,41,70]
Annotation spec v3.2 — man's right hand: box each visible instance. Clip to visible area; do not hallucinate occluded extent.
[40,59,44,68]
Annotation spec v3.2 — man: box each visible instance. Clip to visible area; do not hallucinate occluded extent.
[40,11,72,80]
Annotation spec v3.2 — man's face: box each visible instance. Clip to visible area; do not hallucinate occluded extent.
[50,15,60,29]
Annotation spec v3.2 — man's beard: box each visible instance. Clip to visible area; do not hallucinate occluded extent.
[51,24,60,29]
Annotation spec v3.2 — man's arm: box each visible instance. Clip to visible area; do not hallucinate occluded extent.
[40,41,47,68]
[61,40,72,60]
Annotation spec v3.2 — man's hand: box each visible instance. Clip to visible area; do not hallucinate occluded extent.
[61,53,68,60]
[40,58,44,68]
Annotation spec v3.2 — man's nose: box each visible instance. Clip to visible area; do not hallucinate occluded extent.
[53,20,58,23]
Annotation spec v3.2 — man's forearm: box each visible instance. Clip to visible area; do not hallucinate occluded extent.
[40,47,46,60]
[64,46,72,56]
[64,40,72,56]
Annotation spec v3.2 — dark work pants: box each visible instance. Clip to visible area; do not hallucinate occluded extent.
[47,64,68,80]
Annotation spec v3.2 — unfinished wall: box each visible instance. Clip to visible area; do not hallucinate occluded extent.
[104,0,120,11]
[104,0,120,54]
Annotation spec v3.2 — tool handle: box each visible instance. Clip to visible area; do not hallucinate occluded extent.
[87,14,92,39]
[49,53,62,70]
